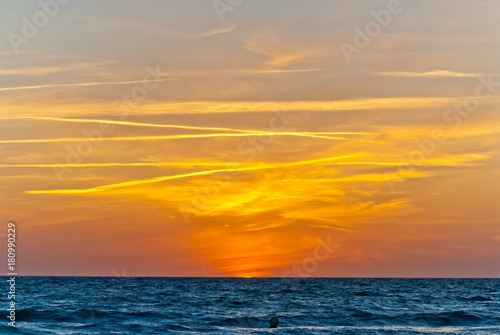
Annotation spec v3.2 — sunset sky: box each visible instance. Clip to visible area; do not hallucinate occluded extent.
[0,0,499,277]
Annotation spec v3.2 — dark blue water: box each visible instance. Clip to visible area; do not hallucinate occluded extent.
[1,277,499,334]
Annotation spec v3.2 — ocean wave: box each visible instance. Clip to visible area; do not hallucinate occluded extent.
[3,308,106,322]
[343,309,491,327]
[209,316,265,327]
[460,295,493,302]
[352,290,382,297]
[405,311,485,327]
[5,277,500,334]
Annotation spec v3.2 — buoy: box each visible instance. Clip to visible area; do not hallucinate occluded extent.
[269,316,279,328]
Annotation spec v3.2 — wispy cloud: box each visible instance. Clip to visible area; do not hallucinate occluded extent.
[25,151,489,194]
[0,61,114,76]
[374,70,486,78]
[26,154,368,194]
[244,32,317,67]
[0,132,362,144]
[0,162,252,168]
[190,24,235,38]
[0,78,172,92]
[245,68,322,74]
[7,115,367,135]
[1,115,374,142]
[0,97,468,117]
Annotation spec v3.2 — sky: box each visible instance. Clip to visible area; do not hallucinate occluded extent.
[0,0,499,277]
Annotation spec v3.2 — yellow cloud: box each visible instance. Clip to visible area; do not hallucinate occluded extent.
[26,154,367,194]
[0,132,348,144]
[0,97,463,117]
[245,32,318,67]
[375,70,485,78]
[0,61,114,76]
[6,115,368,136]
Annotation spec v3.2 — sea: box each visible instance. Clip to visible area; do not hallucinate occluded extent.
[0,277,499,334]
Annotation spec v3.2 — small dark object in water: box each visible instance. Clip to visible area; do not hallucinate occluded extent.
[269,316,279,328]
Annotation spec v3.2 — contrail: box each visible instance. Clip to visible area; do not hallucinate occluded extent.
[0,79,172,92]
[0,132,357,143]
[26,154,369,194]
[0,162,253,168]
[375,70,484,78]
[2,159,412,169]
[6,115,370,136]
[1,160,410,169]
